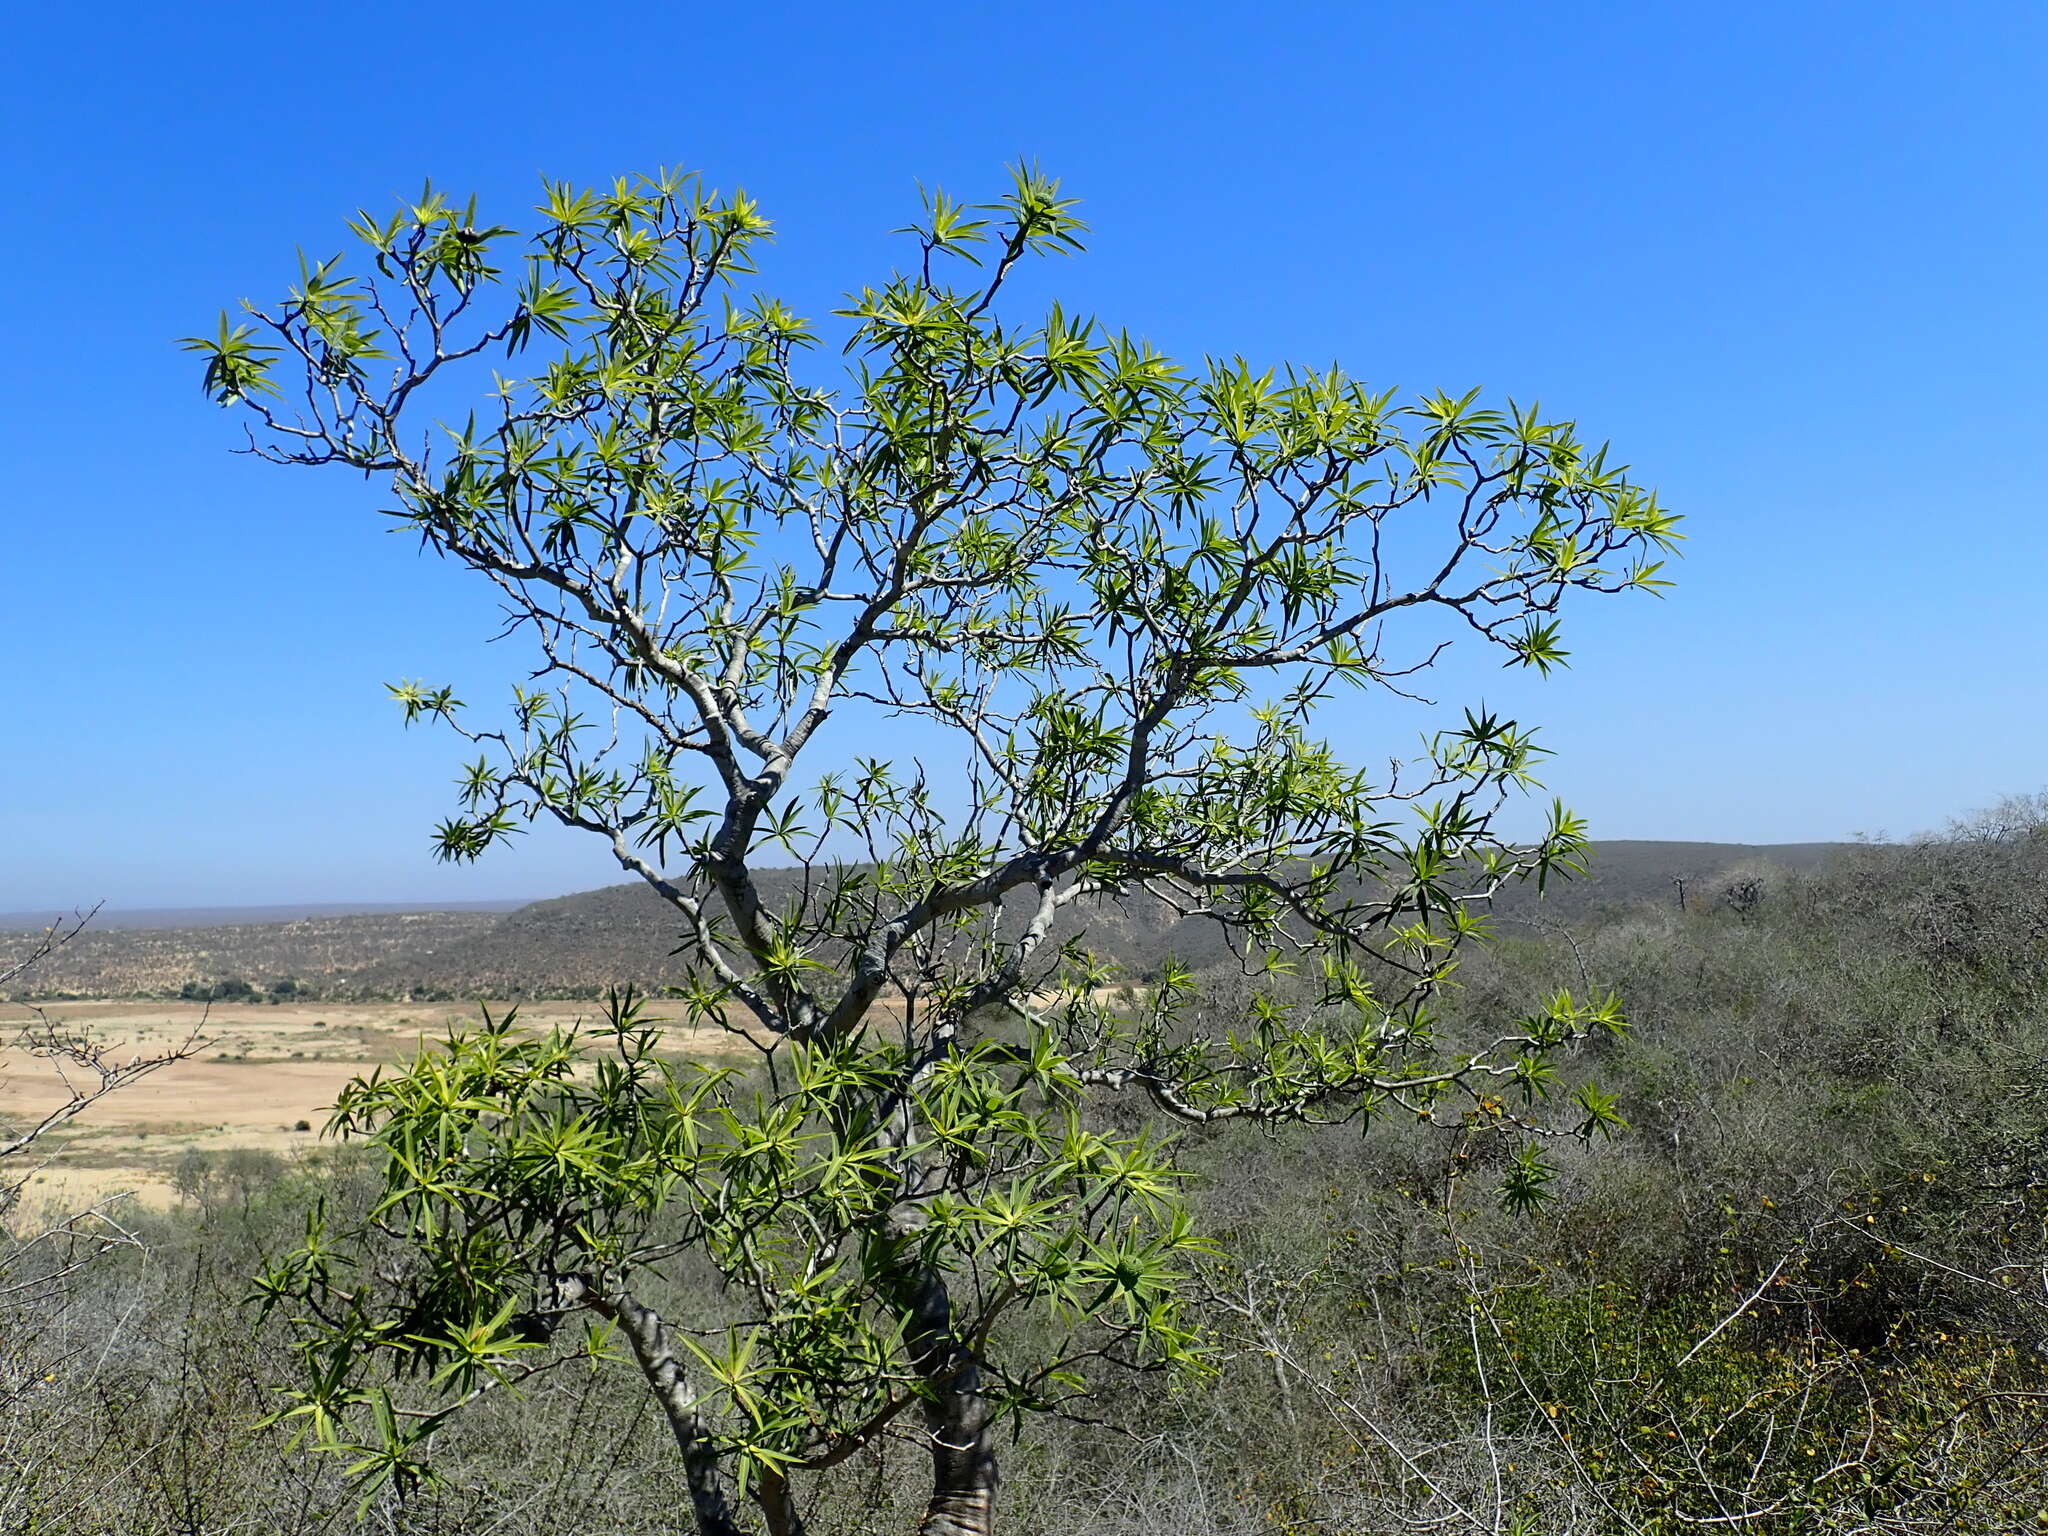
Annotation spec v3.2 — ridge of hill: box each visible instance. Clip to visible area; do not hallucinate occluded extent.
[0,841,1849,1002]
[0,899,532,933]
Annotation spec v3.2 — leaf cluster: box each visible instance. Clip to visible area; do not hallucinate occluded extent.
[253,990,1211,1500]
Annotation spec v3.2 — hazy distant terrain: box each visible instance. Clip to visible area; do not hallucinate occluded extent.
[0,898,530,932]
[0,841,1850,1002]
[0,911,503,999]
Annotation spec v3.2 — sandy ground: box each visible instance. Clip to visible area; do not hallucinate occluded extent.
[1,998,751,1224]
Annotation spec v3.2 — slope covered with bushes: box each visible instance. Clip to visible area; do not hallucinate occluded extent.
[6,810,2047,1533]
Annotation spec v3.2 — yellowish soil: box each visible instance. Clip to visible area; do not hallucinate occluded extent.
[1,998,751,1221]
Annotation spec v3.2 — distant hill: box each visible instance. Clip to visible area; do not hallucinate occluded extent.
[0,899,532,933]
[1502,840,1847,914]
[0,910,505,999]
[0,842,1850,1002]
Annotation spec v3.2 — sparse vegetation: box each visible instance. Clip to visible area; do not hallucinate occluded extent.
[9,818,2048,1530]
[0,910,502,1003]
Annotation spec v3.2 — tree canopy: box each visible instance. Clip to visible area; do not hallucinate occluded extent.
[189,165,1678,1536]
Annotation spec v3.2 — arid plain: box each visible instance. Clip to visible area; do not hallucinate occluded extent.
[0,997,749,1221]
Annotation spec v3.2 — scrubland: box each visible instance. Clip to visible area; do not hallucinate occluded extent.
[9,815,2048,1533]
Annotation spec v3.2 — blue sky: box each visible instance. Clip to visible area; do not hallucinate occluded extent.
[3,0,2044,910]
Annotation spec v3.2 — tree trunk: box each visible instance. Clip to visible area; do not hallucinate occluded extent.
[900,1265,999,1536]
[757,1468,807,1536]
[574,1277,752,1536]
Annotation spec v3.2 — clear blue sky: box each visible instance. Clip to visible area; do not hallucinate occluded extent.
[3,1,2044,911]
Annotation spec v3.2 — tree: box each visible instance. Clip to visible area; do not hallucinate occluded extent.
[189,166,1679,1535]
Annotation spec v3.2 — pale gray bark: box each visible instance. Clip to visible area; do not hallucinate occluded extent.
[565,1276,752,1536]
[755,1468,806,1536]
[898,1266,998,1536]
